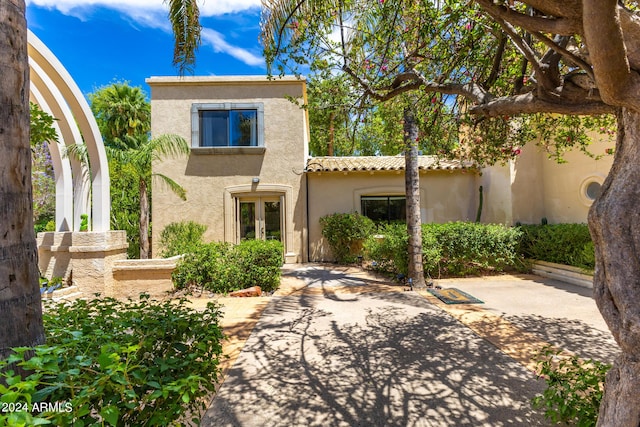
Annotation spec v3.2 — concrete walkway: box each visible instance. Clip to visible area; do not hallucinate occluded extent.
[199,265,619,427]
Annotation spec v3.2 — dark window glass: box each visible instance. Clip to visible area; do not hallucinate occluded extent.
[361,196,406,222]
[200,109,257,147]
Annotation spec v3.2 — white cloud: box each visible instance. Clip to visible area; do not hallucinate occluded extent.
[201,28,264,67]
[26,0,261,16]
[27,0,265,68]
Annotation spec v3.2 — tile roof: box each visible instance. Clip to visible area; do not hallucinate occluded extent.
[305,156,473,172]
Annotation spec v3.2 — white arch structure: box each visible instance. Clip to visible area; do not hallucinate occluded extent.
[27,30,110,232]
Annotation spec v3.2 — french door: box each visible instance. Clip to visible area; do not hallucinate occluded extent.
[237,197,282,242]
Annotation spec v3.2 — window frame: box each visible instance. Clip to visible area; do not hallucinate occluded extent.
[361,195,407,223]
[191,102,265,154]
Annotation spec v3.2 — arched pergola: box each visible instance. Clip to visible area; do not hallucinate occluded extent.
[27,30,110,231]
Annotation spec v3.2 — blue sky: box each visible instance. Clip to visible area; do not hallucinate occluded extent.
[26,0,266,99]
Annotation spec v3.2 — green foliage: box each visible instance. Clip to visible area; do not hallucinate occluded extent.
[172,240,283,293]
[30,102,58,147]
[364,224,409,276]
[532,347,610,426]
[30,103,57,228]
[365,222,522,278]
[34,217,55,234]
[231,239,284,292]
[320,212,376,264]
[0,295,224,426]
[109,161,141,258]
[262,0,617,167]
[426,222,523,276]
[89,82,189,258]
[159,221,208,258]
[518,224,595,270]
[89,82,150,151]
[79,214,88,232]
[364,223,442,277]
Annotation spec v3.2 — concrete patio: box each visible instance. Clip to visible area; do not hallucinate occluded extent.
[197,265,618,427]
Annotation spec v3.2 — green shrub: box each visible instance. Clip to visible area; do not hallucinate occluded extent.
[364,221,522,278]
[172,239,283,293]
[0,295,224,426]
[34,215,55,234]
[172,241,231,291]
[320,212,375,264]
[231,239,284,292]
[364,224,409,275]
[427,222,523,276]
[364,223,441,277]
[532,347,609,426]
[159,221,208,257]
[518,223,595,270]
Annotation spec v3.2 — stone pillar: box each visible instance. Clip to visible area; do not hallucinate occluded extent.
[37,231,128,297]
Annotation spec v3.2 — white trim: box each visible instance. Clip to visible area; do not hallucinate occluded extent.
[28,30,110,231]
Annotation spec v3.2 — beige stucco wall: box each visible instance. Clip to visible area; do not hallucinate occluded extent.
[307,170,480,262]
[148,76,308,262]
[481,133,614,225]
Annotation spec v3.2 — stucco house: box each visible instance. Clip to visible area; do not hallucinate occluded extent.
[147,75,613,263]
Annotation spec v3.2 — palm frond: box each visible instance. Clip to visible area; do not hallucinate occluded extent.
[152,173,187,201]
[166,0,202,75]
[147,134,191,162]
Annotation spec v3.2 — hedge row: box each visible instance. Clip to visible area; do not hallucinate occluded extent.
[518,223,594,270]
[319,213,595,277]
[364,222,523,277]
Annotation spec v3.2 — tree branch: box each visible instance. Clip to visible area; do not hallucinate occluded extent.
[474,0,580,35]
[469,92,616,117]
[477,2,555,93]
[582,0,640,109]
[533,32,595,82]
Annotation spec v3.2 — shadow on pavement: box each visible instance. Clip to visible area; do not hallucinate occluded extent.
[503,313,620,363]
[202,266,549,426]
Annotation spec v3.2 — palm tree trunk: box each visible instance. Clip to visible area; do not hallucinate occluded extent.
[139,179,150,259]
[590,108,640,426]
[403,107,426,289]
[0,0,45,359]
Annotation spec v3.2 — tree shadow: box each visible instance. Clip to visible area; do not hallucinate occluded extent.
[502,313,620,363]
[202,284,549,426]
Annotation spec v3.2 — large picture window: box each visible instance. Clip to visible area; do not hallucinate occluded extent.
[361,196,406,222]
[191,103,264,149]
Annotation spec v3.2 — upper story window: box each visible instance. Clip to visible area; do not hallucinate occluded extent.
[191,103,264,151]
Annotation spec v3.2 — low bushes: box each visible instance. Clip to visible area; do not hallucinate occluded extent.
[518,223,594,270]
[0,295,224,426]
[364,221,522,277]
[320,212,376,264]
[172,239,283,293]
[158,220,208,258]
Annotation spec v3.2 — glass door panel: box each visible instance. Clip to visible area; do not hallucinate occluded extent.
[263,200,281,241]
[237,197,283,243]
[239,201,257,240]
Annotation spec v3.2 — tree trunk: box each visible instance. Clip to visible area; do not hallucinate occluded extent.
[589,108,640,426]
[0,0,46,360]
[403,107,426,289]
[328,112,335,156]
[139,179,150,259]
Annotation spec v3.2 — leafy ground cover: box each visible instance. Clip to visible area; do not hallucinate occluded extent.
[0,295,224,426]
